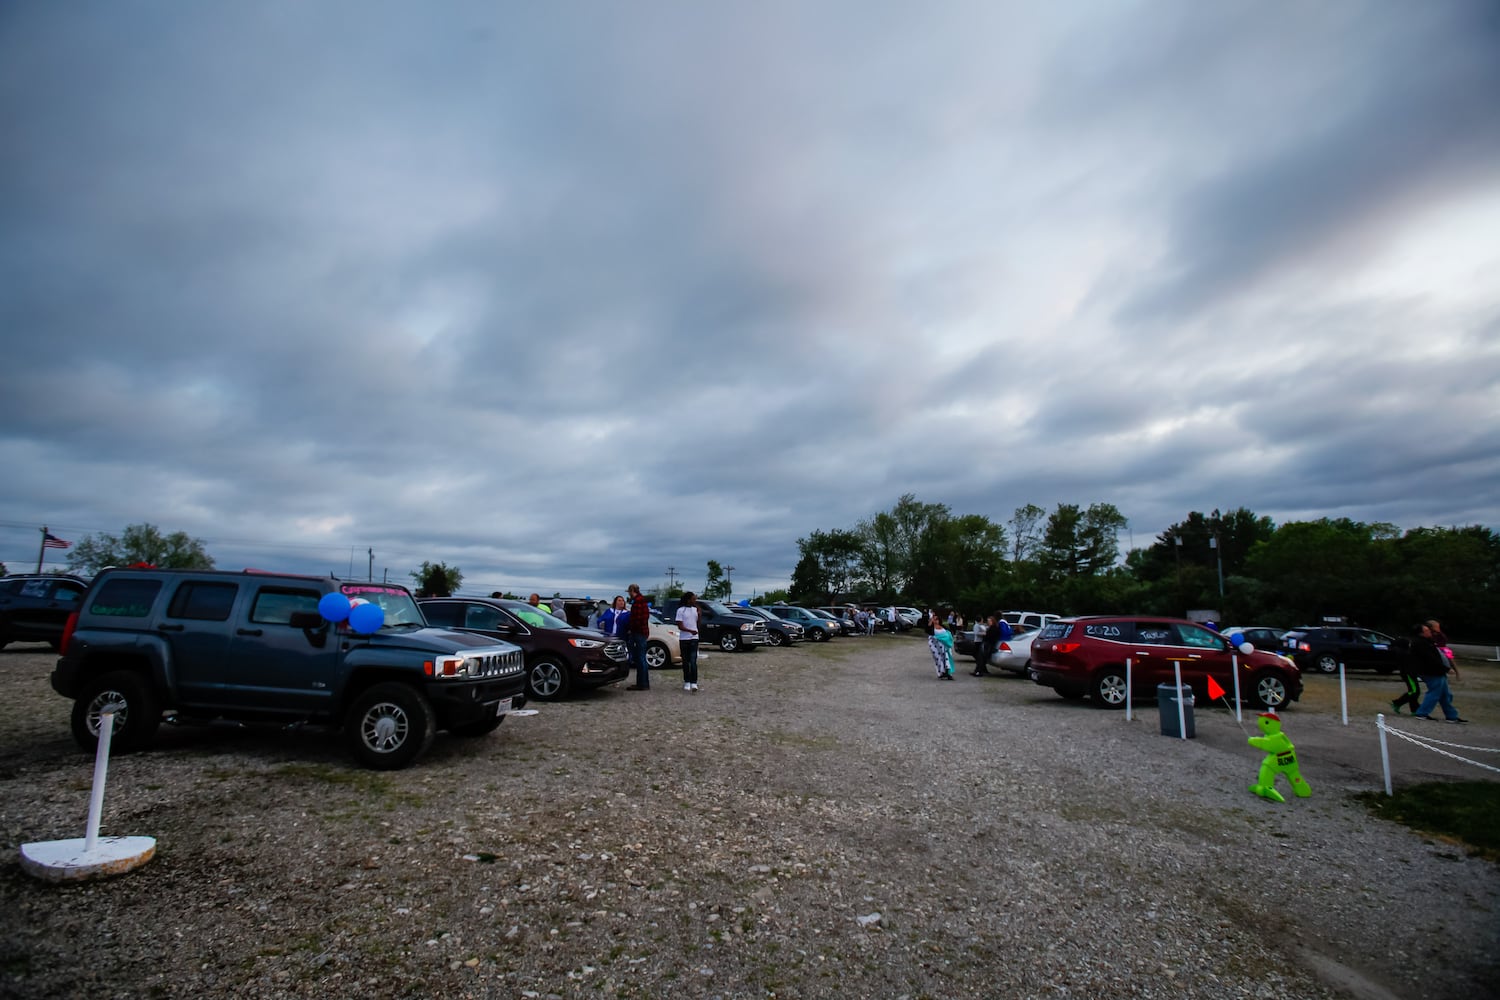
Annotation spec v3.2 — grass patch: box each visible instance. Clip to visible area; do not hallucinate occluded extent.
[1355,780,1500,862]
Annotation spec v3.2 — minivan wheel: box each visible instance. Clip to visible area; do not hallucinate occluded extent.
[719,632,741,652]
[1315,653,1339,674]
[346,682,434,771]
[645,641,670,669]
[813,627,829,642]
[527,656,571,700]
[1092,669,1129,708]
[70,670,161,754]
[1253,671,1291,709]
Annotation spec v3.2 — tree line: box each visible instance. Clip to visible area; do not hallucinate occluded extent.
[786,494,1500,639]
[41,507,1500,640]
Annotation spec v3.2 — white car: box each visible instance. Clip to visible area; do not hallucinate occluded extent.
[986,625,1040,676]
[999,610,1061,631]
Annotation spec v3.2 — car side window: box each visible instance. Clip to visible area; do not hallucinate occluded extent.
[1176,623,1223,648]
[465,604,507,630]
[421,602,459,627]
[20,579,50,598]
[88,578,163,617]
[1132,623,1176,645]
[167,581,239,621]
[52,582,85,604]
[249,587,321,626]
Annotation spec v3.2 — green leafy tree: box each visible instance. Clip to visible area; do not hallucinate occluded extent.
[788,551,824,605]
[411,561,462,597]
[67,523,214,576]
[794,529,866,603]
[1008,503,1046,563]
[855,511,902,598]
[703,560,730,600]
[1037,503,1126,581]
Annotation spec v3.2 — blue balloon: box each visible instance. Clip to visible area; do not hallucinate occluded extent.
[319,592,351,622]
[349,602,385,633]
[738,599,750,606]
[1229,632,1245,646]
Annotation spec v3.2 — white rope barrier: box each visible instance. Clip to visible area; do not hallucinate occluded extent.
[1377,713,1500,795]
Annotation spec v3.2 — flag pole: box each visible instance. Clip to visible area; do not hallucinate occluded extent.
[36,525,48,573]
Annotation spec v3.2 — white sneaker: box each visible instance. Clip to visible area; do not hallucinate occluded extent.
[691,683,699,691]
[684,683,693,691]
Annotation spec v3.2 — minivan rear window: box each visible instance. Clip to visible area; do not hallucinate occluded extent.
[1038,622,1072,640]
[89,578,163,618]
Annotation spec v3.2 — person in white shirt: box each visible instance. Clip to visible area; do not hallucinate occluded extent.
[674,592,701,692]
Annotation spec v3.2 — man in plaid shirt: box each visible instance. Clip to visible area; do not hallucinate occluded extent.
[624,583,653,690]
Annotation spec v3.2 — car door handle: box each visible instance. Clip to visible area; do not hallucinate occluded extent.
[237,628,263,637]
[157,624,184,632]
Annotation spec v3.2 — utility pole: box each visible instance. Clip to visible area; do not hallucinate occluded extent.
[666,566,678,590]
[725,566,735,602]
[367,548,374,582]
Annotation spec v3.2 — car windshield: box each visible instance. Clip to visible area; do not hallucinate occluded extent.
[341,584,424,628]
[700,600,733,615]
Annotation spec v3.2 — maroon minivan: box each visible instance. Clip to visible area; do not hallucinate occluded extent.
[1029,615,1302,710]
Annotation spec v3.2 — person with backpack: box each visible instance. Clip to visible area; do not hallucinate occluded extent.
[1411,622,1467,723]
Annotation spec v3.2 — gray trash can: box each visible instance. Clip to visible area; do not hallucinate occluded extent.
[1157,683,1196,738]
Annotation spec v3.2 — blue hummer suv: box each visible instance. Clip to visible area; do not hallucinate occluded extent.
[51,567,526,770]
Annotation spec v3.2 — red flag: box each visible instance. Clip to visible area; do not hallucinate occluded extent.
[1206,676,1226,701]
[42,532,70,550]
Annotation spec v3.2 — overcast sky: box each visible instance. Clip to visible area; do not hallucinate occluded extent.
[3,1,1498,599]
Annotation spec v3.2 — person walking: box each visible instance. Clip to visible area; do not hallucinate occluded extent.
[624,584,652,691]
[1411,622,1467,723]
[928,612,954,680]
[675,592,701,692]
[1391,629,1422,715]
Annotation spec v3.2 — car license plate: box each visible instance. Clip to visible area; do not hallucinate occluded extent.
[495,697,512,716]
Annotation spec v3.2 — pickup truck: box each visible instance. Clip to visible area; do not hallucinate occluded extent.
[662,598,770,652]
[51,568,527,770]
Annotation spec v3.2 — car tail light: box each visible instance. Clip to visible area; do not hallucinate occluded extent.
[1297,641,1310,652]
[998,642,1012,652]
[60,611,79,655]
[1054,642,1082,654]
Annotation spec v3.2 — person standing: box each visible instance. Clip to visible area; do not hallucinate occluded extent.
[974,614,1000,677]
[675,592,701,692]
[624,584,652,690]
[601,595,628,639]
[1412,622,1467,723]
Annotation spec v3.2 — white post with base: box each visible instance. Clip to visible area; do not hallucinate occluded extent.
[19,711,156,882]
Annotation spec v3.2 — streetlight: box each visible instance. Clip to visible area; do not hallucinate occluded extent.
[725,566,735,602]
[1209,534,1224,598]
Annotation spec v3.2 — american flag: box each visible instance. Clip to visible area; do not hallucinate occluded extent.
[42,531,70,550]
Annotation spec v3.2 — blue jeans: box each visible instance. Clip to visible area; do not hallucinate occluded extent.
[1416,673,1456,720]
[625,632,649,688]
[681,639,699,685]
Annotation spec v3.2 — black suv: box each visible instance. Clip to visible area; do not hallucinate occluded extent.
[0,574,90,650]
[1282,626,1403,674]
[734,605,805,646]
[51,568,527,769]
[419,596,629,699]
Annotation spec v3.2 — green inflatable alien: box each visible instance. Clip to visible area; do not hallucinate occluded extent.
[1247,711,1311,803]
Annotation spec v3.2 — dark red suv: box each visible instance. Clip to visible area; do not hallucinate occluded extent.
[1029,616,1301,710]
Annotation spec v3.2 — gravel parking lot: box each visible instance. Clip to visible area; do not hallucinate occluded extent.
[1,637,1497,1000]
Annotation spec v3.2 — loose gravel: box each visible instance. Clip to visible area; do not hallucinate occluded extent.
[1,637,1496,1000]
